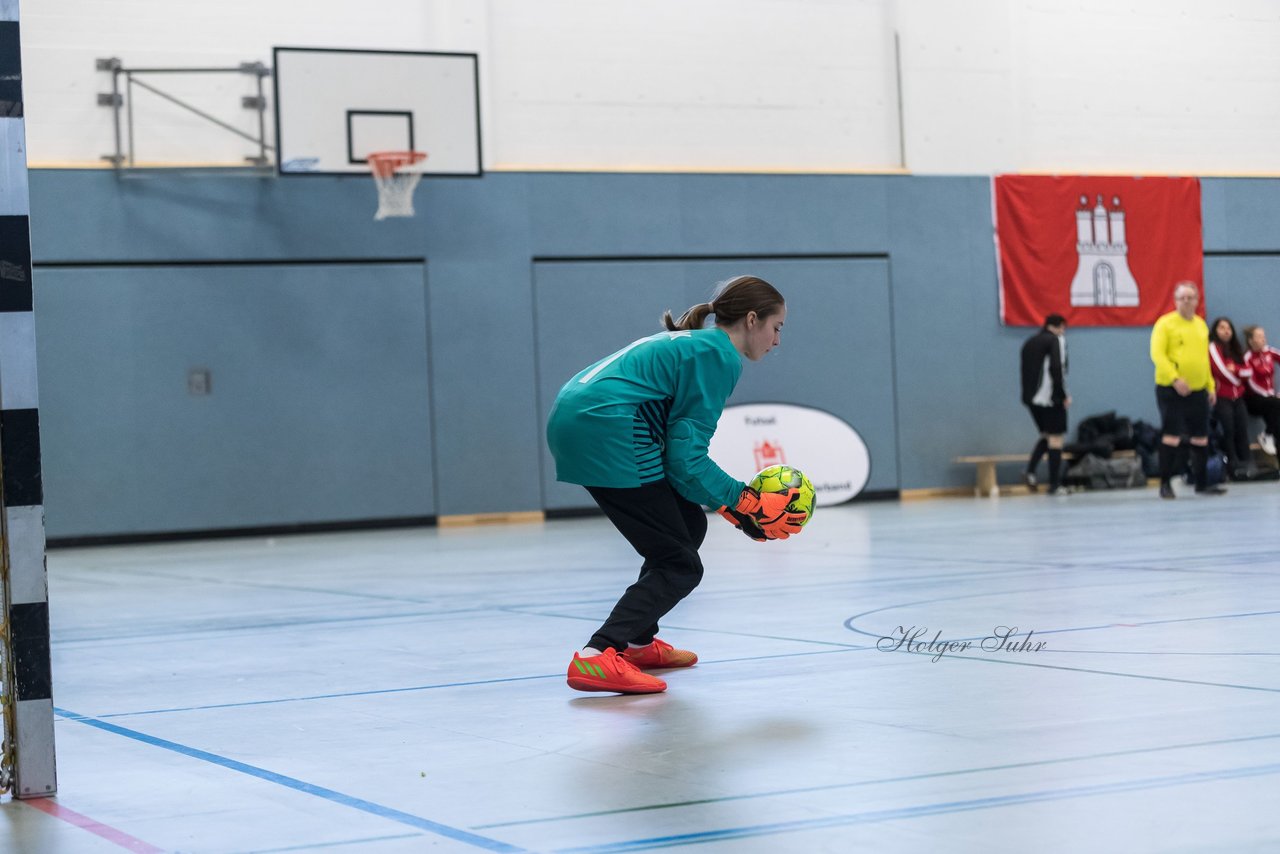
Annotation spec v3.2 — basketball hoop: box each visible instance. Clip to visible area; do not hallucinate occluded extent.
[368,151,428,220]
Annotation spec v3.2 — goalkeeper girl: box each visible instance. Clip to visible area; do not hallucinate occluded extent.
[546,275,808,694]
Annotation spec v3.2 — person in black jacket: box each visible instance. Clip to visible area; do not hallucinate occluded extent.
[1020,314,1070,494]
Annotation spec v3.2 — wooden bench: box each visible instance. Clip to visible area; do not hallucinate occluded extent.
[953,450,1136,497]
[952,454,1033,497]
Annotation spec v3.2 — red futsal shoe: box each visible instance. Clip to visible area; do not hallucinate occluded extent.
[621,638,698,669]
[567,648,667,694]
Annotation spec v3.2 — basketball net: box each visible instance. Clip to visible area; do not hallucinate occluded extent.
[368,151,428,220]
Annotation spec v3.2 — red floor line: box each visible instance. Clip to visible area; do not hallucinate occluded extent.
[21,797,167,853]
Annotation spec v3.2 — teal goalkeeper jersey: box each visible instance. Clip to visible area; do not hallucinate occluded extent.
[547,327,747,509]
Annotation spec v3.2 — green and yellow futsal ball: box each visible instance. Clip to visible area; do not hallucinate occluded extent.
[748,465,816,528]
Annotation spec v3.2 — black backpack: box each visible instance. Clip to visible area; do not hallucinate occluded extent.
[1065,453,1147,490]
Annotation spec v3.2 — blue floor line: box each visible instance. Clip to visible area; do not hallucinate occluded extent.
[501,607,867,647]
[843,580,1280,642]
[556,761,1280,852]
[51,605,498,647]
[82,673,564,718]
[847,607,1280,644]
[55,707,526,854]
[49,556,1129,648]
[237,832,425,853]
[472,730,1280,828]
[896,647,1280,693]
[73,615,1278,723]
[72,647,864,719]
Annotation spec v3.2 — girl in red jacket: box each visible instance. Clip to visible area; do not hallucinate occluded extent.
[1208,317,1252,477]
[1242,324,1280,455]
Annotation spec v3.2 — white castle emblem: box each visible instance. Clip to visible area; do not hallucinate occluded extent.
[1070,194,1140,307]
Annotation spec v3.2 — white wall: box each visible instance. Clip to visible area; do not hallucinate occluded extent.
[484,0,898,172]
[17,0,1280,174]
[895,0,1280,174]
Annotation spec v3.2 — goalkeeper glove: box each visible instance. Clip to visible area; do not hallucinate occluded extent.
[734,486,807,539]
[716,506,767,541]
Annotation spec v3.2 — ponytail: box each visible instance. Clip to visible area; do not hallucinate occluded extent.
[663,302,714,332]
[661,275,784,332]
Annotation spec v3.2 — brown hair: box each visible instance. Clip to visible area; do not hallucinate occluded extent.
[1243,324,1264,346]
[662,275,785,332]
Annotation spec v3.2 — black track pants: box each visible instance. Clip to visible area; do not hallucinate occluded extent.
[584,481,708,652]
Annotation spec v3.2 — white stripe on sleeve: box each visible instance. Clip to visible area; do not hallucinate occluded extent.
[1210,344,1241,386]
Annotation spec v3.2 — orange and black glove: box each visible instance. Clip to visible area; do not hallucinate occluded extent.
[716,506,767,541]
[733,486,807,539]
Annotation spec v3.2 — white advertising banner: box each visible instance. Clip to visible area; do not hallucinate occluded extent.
[710,403,871,505]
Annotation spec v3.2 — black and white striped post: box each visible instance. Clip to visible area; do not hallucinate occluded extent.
[1,0,57,798]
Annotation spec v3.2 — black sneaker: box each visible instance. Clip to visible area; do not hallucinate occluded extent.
[1195,485,1228,496]
[1159,481,1175,500]
[1023,471,1039,493]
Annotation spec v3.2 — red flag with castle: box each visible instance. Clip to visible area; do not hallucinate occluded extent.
[994,176,1202,326]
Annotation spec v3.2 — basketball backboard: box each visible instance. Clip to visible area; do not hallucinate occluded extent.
[273,47,481,177]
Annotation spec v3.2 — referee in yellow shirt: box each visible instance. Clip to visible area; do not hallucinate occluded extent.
[1150,281,1226,498]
